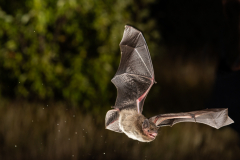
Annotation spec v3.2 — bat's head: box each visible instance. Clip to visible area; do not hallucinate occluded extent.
[142,119,159,140]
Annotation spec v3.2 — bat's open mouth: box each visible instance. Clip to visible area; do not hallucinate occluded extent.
[149,133,157,138]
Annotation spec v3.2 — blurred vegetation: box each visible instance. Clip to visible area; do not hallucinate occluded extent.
[0,0,160,111]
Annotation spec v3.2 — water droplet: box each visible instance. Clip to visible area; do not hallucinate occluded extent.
[83,129,84,130]
[32,120,33,122]
[75,132,77,134]
[43,108,44,109]
[68,138,70,140]
[58,130,60,132]
[15,145,17,147]
[73,115,75,117]
[34,31,35,32]
[103,153,105,155]
[72,155,74,157]
[19,82,20,83]
[57,124,59,125]
[65,121,66,123]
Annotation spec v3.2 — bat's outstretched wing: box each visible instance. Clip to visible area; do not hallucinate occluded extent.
[105,25,155,133]
[111,25,155,113]
[149,108,234,129]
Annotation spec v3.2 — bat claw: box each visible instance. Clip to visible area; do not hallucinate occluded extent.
[189,113,196,123]
[111,106,120,112]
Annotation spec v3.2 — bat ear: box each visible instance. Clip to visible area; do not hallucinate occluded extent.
[142,119,149,129]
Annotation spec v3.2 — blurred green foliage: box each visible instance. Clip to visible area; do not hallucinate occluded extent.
[0,0,160,110]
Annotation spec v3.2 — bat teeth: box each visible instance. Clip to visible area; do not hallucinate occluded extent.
[149,133,157,138]
[151,133,157,136]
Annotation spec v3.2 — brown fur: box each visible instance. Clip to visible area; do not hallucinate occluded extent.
[119,109,157,142]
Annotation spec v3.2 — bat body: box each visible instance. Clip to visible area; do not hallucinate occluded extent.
[105,25,234,142]
[118,109,158,142]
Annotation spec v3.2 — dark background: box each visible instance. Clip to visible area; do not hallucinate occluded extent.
[0,0,239,159]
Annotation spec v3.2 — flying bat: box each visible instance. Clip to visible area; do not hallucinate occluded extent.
[105,25,234,142]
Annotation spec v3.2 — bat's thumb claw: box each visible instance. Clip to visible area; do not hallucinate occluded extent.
[189,113,197,123]
[154,81,157,84]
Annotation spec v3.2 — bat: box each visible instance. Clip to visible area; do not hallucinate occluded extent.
[105,25,234,142]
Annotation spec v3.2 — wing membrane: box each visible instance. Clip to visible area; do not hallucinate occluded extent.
[150,108,234,129]
[111,25,155,113]
[111,73,151,111]
[105,109,122,133]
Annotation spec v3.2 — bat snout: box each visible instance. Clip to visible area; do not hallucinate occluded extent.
[149,132,157,139]
[150,133,157,136]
